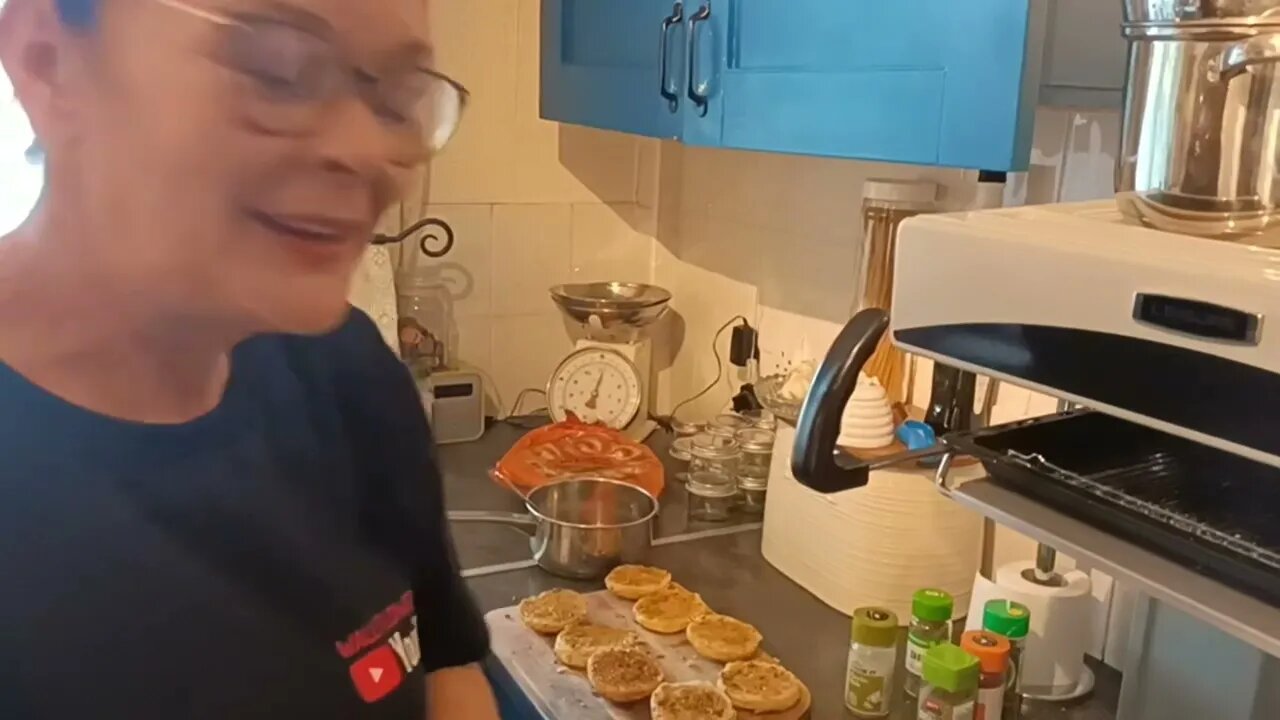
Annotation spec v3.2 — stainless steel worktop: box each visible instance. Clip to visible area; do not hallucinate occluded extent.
[465,530,1120,720]
[438,425,1118,719]
[439,423,761,573]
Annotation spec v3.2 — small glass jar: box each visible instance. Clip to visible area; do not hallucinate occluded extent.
[735,428,775,488]
[738,408,778,432]
[689,432,740,480]
[669,436,694,485]
[905,589,955,698]
[918,644,980,720]
[687,471,737,522]
[739,485,767,516]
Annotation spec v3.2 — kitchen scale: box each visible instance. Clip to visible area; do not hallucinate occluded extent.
[547,282,672,441]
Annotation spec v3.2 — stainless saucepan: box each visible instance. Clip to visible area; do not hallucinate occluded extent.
[448,477,658,579]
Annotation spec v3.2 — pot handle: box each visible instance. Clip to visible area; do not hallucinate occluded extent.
[446,511,539,536]
[1216,34,1280,81]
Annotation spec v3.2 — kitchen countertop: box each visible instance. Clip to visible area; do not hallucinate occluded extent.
[464,530,1121,720]
[439,422,762,572]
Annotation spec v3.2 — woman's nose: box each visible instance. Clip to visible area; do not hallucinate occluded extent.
[311,96,425,182]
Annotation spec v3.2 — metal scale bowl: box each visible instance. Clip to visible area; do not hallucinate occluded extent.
[547,282,672,440]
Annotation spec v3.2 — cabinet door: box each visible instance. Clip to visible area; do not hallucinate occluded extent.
[540,0,685,139]
[680,0,1047,171]
[1041,0,1128,108]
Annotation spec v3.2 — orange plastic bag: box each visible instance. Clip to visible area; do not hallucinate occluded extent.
[492,418,665,499]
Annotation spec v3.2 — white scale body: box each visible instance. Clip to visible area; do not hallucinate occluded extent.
[547,338,656,441]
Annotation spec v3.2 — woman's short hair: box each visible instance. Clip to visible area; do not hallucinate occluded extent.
[55,0,98,29]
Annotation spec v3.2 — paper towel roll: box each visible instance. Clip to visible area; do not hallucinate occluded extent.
[964,561,1092,697]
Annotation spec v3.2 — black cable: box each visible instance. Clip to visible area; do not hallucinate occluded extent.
[667,315,749,422]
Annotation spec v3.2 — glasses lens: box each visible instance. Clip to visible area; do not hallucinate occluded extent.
[226,22,338,130]
[399,73,464,153]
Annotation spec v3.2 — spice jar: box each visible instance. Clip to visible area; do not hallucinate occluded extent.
[844,607,899,718]
[917,643,980,720]
[982,601,1030,720]
[735,428,775,487]
[686,471,737,522]
[961,631,1011,720]
[689,432,740,480]
[905,588,954,698]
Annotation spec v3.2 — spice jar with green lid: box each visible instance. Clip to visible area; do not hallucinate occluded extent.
[844,606,900,718]
[982,600,1030,720]
[904,588,954,698]
[917,643,980,720]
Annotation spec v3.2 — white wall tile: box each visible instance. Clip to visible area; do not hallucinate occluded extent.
[491,204,573,315]
[570,204,654,284]
[1061,110,1122,202]
[401,205,493,320]
[489,313,574,416]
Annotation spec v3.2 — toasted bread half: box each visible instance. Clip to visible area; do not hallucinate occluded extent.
[518,589,587,635]
[650,681,736,720]
[553,623,639,669]
[718,660,802,713]
[587,646,664,703]
[605,564,673,600]
[686,613,763,662]
[633,584,709,634]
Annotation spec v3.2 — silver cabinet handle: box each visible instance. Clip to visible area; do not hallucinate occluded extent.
[659,2,684,112]
[686,1,711,115]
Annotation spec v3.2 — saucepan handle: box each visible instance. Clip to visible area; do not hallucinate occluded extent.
[446,511,539,537]
[1216,34,1280,81]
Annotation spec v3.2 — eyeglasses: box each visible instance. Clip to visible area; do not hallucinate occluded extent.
[155,0,468,155]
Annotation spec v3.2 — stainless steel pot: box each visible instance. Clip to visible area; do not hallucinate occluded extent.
[1117,1,1280,243]
[448,477,658,579]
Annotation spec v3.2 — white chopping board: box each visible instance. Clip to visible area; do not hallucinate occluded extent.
[486,590,811,720]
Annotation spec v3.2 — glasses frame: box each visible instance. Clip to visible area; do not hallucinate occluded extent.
[152,0,470,154]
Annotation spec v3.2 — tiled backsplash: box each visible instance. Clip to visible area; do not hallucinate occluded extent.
[653,107,1122,419]
[405,0,659,416]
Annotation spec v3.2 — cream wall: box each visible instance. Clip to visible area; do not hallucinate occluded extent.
[402,0,659,416]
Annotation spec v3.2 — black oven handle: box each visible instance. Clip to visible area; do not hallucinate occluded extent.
[791,309,890,493]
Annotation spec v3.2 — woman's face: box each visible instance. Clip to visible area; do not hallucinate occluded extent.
[13,0,439,334]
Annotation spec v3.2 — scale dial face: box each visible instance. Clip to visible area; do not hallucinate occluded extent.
[548,347,643,429]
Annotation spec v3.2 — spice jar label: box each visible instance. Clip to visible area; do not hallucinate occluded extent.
[919,698,976,720]
[977,686,1004,720]
[906,636,929,676]
[846,669,888,714]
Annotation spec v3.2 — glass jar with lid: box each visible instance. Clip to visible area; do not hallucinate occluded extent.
[687,471,737,522]
[689,432,740,480]
[735,428,775,489]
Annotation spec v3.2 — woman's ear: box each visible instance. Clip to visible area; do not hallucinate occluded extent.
[1,0,87,155]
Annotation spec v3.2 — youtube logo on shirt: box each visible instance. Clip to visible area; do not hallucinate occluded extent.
[350,640,404,696]
[349,645,405,703]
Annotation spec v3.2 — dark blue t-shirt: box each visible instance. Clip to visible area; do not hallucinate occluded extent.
[0,310,488,718]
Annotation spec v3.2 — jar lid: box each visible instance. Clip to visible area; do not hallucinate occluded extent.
[735,428,776,452]
[922,643,980,693]
[687,472,737,497]
[691,432,740,459]
[850,607,898,647]
[738,409,777,431]
[960,631,1011,674]
[671,419,702,437]
[983,600,1030,639]
[911,588,955,623]
[862,178,938,206]
[709,413,751,431]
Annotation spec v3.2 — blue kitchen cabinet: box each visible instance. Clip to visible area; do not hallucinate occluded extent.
[542,0,1047,171]
[540,0,685,139]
